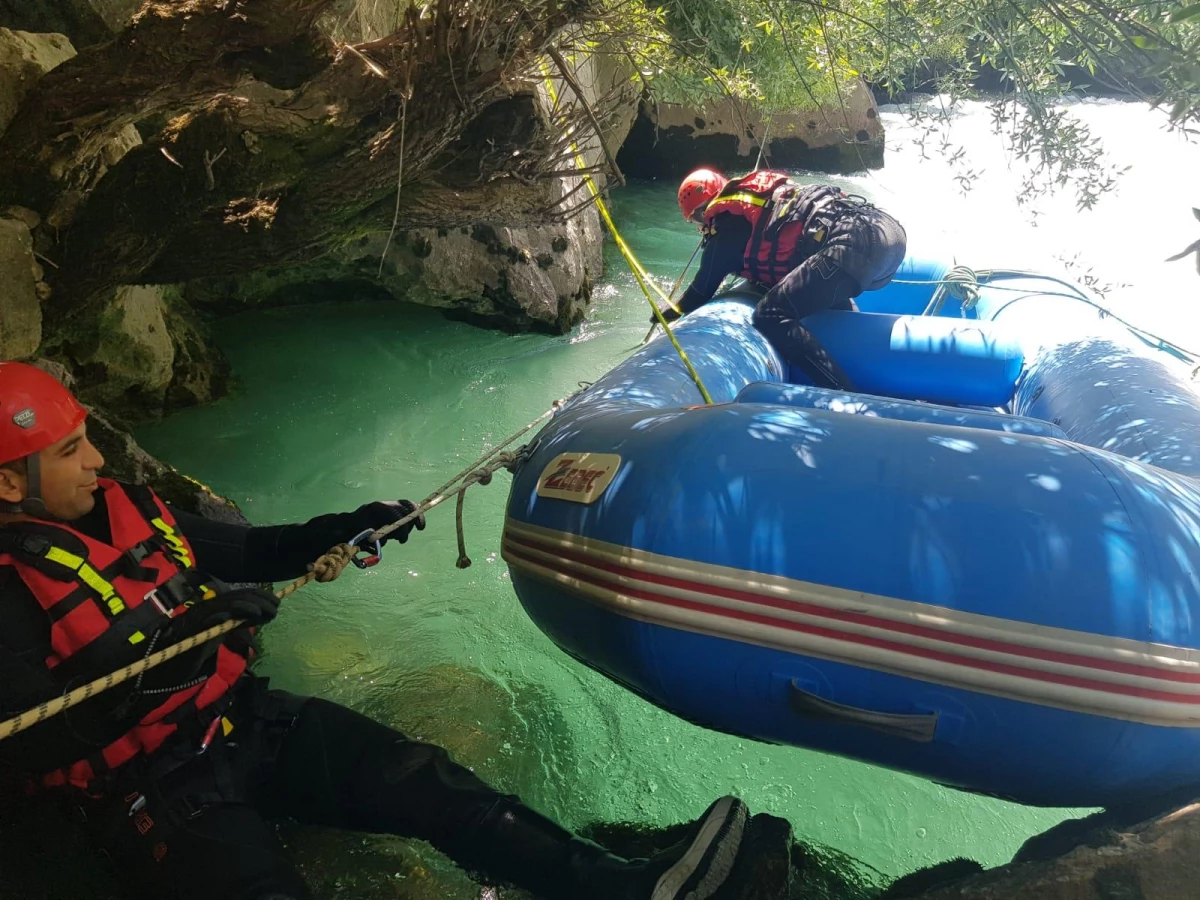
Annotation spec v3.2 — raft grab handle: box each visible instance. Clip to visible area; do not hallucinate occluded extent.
[788,682,939,743]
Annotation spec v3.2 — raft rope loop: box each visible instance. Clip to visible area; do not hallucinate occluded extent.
[918,265,982,316]
[900,267,1200,362]
[537,60,714,405]
[0,398,570,744]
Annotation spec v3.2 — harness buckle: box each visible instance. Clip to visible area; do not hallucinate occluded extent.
[126,544,151,565]
[142,572,196,618]
[17,534,52,556]
[348,529,383,569]
[144,587,173,617]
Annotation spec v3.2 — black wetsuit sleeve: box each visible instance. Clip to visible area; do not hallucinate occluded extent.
[678,214,752,313]
[0,570,58,713]
[0,568,100,781]
[170,506,383,584]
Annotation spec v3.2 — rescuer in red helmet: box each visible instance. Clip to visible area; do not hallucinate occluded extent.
[670,168,907,389]
[0,361,757,900]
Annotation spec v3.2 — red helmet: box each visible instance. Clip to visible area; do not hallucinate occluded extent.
[0,362,87,464]
[678,168,728,222]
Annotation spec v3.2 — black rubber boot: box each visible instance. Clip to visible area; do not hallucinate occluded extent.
[460,795,749,899]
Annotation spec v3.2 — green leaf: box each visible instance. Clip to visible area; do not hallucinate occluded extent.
[1167,4,1200,23]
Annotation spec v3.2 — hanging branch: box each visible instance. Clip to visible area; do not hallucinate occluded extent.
[546,44,626,186]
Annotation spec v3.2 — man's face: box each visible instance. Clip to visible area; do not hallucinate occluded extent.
[0,422,106,520]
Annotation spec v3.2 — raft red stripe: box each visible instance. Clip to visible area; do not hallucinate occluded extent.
[503,531,1200,691]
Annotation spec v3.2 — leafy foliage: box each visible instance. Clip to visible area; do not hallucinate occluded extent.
[577,0,1200,207]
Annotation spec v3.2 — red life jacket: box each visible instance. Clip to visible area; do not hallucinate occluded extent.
[703,171,844,286]
[0,478,249,790]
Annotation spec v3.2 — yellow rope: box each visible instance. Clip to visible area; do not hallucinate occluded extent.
[0,401,565,743]
[539,60,714,405]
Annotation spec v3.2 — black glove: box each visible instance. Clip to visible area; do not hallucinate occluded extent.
[354,499,427,546]
[176,586,281,634]
[650,306,683,326]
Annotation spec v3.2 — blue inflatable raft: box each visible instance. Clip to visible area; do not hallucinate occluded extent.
[501,253,1200,808]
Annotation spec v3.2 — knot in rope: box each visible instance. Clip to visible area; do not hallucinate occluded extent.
[308,543,357,583]
[942,265,981,313]
[453,450,525,569]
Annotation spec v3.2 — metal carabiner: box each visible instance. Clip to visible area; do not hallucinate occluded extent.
[348,529,383,569]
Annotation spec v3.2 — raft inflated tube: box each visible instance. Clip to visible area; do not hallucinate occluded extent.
[800,310,1025,407]
[967,273,1200,478]
[734,383,1069,439]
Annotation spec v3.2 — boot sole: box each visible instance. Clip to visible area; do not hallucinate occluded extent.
[650,796,749,900]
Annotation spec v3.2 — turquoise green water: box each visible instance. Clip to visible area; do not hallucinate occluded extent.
[136,100,1200,884]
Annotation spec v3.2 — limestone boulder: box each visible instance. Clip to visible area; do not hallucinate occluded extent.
[0,0,141,48]
[68,285,176,413]
[0,217,43,359]
[160,289,232,411]
[0,28,75,136]
[0,26,139,227]
[362,206,603,331]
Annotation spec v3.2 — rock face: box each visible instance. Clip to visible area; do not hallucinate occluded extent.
[895,799,1200,900]
[180,47,636,333]
[1,25,142,232]
[84,402,247,520]
[81,285,176,403]
[1,26,221,416]
[368,45,636,331]
[371,215,603,333]
[0,27,75,135]
[0,215,43,359]
[0,0,140,48]
[160,291,232,410]
[618,78,885,178]
[41,283,229,417]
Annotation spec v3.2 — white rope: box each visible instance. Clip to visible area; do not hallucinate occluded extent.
[378,95,408,277]
[754,115,773,171]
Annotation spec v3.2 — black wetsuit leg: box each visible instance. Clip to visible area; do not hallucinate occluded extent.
[752,207,907,389]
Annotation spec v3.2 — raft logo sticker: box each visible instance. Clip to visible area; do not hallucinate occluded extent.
[536,453,622,504]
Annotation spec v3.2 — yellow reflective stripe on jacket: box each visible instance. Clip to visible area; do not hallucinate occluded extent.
[44,546,127,615]
[710,191,768,209]
[151,517,193,568]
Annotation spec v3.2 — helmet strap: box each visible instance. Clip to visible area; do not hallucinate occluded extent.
[0,453,51,518]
